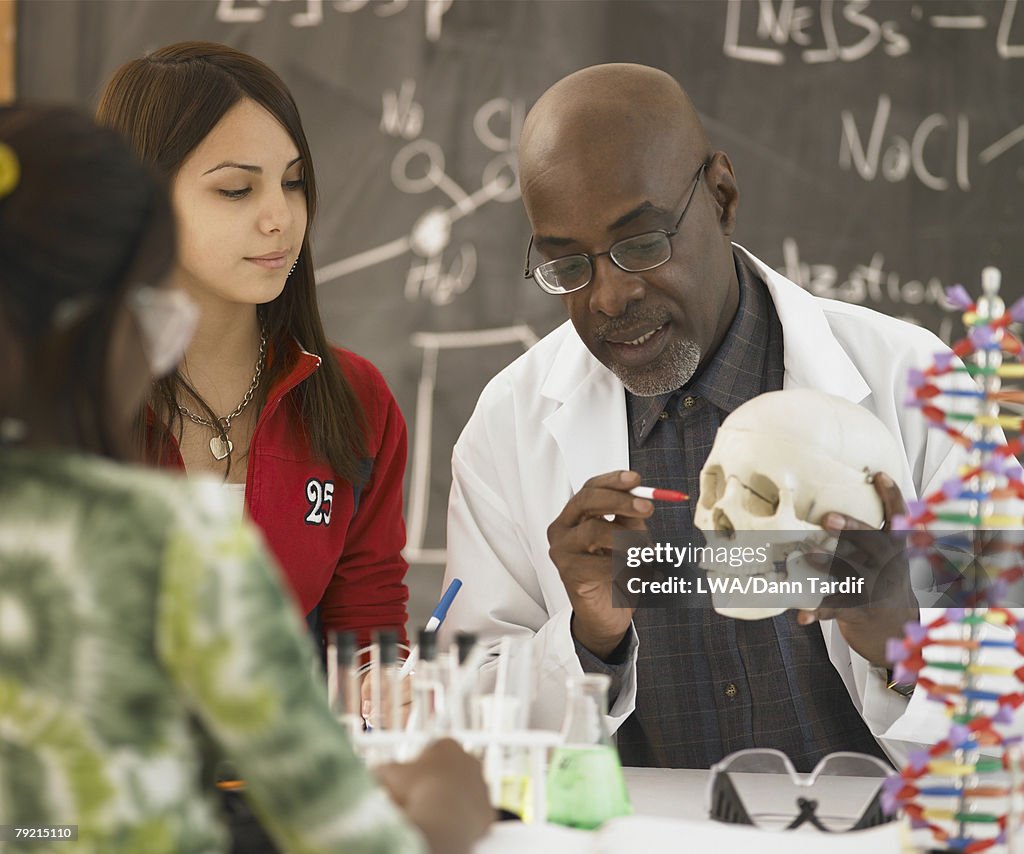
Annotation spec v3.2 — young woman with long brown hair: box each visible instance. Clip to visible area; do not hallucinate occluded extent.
[97,42,410,656]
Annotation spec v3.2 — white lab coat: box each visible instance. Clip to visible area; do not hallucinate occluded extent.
[442,244,976,766]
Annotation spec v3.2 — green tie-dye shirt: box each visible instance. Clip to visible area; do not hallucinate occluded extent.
[0,449,425,854]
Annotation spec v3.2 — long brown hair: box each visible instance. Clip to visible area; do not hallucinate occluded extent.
[0,105,176,460]
[96,41,368,483]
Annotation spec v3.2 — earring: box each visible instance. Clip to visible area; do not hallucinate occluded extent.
[288,260,298,278]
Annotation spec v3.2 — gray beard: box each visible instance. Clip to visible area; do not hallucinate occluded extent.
[612,338,702,397]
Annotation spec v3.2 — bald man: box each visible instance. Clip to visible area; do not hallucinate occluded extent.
[441,64,971,769]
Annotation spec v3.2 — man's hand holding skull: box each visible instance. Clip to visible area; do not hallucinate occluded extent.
[797,472,919,670]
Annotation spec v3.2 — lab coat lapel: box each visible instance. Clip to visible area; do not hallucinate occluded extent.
[540,325,630,495]
[734,244,871,405]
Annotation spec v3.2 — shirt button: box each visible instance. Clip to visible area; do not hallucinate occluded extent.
[724,682,738,699]
[683,395,697,408]
[658,411,669,421]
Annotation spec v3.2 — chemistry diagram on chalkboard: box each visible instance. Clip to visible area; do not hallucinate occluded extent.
[310,78,535,564]
[314,80,522,307]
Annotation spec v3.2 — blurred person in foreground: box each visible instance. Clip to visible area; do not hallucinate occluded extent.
[0,104,491,854]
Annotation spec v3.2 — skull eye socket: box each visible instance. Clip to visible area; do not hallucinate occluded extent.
[744,474,780,517]
[699,465,724,507]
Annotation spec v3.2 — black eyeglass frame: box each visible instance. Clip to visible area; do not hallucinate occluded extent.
[523,160,709,295]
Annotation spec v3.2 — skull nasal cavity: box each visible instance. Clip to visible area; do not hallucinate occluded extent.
[712,507,736,536]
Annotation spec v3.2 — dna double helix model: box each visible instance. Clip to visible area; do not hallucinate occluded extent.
[886,270,1024,852]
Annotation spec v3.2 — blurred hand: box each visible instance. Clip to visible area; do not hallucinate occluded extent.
[374,739,494,854]
[797,472,918,668]
[547,470,653,659]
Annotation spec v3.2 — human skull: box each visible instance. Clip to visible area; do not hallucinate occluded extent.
[693,389,905,620]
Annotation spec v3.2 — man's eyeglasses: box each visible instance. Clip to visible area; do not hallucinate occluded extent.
[523,160,708,296]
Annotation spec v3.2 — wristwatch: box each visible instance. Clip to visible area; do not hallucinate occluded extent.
[885,669,916,698]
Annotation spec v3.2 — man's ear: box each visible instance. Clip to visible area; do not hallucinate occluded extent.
[706,151,739,237]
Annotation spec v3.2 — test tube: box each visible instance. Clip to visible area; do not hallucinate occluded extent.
[450,632,478,730]
[378,630,401,732]
[340,633,360,724]
[456,631,477,665]
[328,631,359,739]
[368,633,382,731]
[420,629,437,665]
[408,629,439,733]
[327,631,340,712]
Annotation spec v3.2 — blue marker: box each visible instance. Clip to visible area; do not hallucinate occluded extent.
[399,578,464,678]
[425,578,463,632]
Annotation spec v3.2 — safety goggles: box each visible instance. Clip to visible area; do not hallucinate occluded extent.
[707,748,895,832]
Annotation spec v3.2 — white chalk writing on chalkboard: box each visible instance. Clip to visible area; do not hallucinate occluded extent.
[1000,0,1024,57]
[840,94,1024,189]
[723,0,909,65]
[779,236,955,342]
[381,79,424,140]
[839,95,970,191]
[980,124,1024,166]
[316,89,522,306]
[723,0,1024,64]
[216,0,453,40]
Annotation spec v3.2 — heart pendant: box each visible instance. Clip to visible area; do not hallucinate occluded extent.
[210,435,233,461]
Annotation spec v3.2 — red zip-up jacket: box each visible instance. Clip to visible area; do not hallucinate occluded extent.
[152,342,410,650]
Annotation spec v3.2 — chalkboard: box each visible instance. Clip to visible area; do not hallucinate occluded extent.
[16,0,1024,573]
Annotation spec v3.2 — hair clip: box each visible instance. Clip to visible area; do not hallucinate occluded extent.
[0,142,20,200]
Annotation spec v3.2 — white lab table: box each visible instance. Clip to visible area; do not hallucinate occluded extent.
[475,767,907,853]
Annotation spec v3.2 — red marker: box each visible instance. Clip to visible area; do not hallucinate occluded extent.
[630,486,688,503]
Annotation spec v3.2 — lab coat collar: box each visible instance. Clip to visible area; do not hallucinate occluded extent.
[733,244,871,404]
[540,326,630,494]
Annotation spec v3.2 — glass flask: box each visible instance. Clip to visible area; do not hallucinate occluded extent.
[546,673,632,829]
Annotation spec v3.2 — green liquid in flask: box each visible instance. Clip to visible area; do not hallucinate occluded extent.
[546,744,633,829]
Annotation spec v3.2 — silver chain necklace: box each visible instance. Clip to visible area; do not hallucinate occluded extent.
[177,327,268,461]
